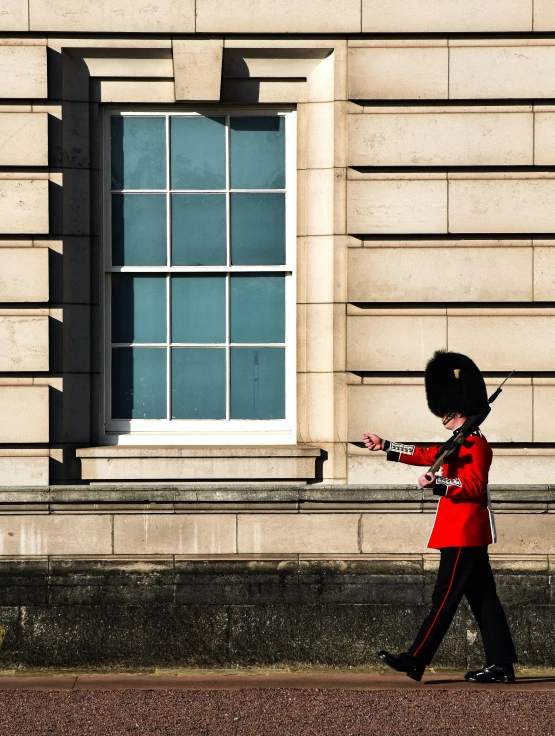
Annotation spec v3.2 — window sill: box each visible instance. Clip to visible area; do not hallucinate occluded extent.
[76,445,322,482]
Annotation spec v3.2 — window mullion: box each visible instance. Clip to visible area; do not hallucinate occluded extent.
[166,114,171,421]
[225,116,231,421]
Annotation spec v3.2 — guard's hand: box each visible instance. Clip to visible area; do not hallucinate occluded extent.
[363,433,384,451]
[418,472,436,488]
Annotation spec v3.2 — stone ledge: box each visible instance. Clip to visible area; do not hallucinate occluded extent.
[77,446,323,482]
[77,446,321,458]
[0,484,553,505]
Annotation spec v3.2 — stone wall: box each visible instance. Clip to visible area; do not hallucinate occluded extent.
[0,0,554,667]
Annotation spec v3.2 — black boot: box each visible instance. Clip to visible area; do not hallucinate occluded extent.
[377,650,426,682]
[465,663,515,683]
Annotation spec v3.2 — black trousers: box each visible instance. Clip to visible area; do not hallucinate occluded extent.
[408,546,517,666]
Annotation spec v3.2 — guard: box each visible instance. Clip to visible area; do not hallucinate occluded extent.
[363,350,518,683]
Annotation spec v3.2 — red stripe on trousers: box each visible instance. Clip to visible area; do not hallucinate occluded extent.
[413,547,462,659]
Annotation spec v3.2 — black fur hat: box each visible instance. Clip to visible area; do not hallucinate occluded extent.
[425,350,487,418]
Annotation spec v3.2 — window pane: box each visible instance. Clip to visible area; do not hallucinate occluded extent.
[172,348,226,419]
[172,275,226,344]
[230,348,285,419]
[171,116,226,190]
[112,347,166,419]
[171,194,226,266]
[112,275,166,344]
[111,116,166,190]
[230,274,285,344]
[112,194,167,266]
[230,117,285,189]
[230,193,285,265]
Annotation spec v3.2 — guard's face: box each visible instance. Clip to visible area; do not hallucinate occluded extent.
[441,413,467,431]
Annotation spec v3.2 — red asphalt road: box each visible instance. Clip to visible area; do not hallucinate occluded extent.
[0,672,554,736]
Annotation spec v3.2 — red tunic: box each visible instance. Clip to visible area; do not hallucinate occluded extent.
[387,433,495,549]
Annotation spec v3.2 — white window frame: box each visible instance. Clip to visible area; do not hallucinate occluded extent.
[101,107,297,446]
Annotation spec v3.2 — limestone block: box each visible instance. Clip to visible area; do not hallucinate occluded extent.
[348,178,447,235]
[62,102,89,169]
[534,0,555,30]
[534,247,555,300]
[297,372,335,443]
[449,179,555,233]
[78,447,321,481]
[362,0,532,32]
[360,514,430,554]
[0,515,111,555]
[221,79,306,104]
[114,514,235,555]
[82,52,174,79]
[348,384,441,443]
[0,316,48,371]
[448,314,555,371]
[348,47,448,100]
[495,515,555,555]
[306,304,334,372]
[0,385,48,442]
[348,382,532,443]
[450,47,555,99]
[533,113,555,165]
[0,113,47,166]
[334,168,347,235]
[347,315,446,371]
[29,0,195,32]
[223,52,323,80]
[173,39,223,102]
[348,452,430,484]
[0,46,46,98]
[96,80,175,103]
[349,113,533,167]
[303,236,335,304]
[306,169,334,236]
[0,180,48,234]
[533,383,555,442]
[196,0,361,33]
[0,248,48,302]
[348,247,533,302]
[306,103,335,169]
[0,1,29,31]
[0,456,48,486]
[238,514,359,554]
[489,452,555,485]
[349,448,553,485]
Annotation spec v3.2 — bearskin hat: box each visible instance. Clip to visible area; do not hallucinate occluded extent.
[425,350,487,418]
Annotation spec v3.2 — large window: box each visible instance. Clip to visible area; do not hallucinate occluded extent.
[103,110,296,443]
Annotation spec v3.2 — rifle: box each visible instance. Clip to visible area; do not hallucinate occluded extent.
[426,370,515,476]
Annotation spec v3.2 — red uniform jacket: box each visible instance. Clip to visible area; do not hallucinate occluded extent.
[386,432,495,549]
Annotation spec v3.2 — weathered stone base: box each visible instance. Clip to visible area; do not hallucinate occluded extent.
[0,558,551,670]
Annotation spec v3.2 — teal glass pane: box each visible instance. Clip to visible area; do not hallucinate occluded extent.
[112,347,166,419]
[111,116,166,190]
[230,348,285,419]
[171,194,226,265]
[172,275,225,344]
[230,117,285,190]
[112,194,167,266]
[172,348,226,419]
[171,117,226,190]
[230,193,285,265]
[112,275,166,344]
[230,274,285,344]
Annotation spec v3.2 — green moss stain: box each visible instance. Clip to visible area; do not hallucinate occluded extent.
[0,626,7,647]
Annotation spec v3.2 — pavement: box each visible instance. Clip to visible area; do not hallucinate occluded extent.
[0,667,555,690]
[0,669,553,735]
